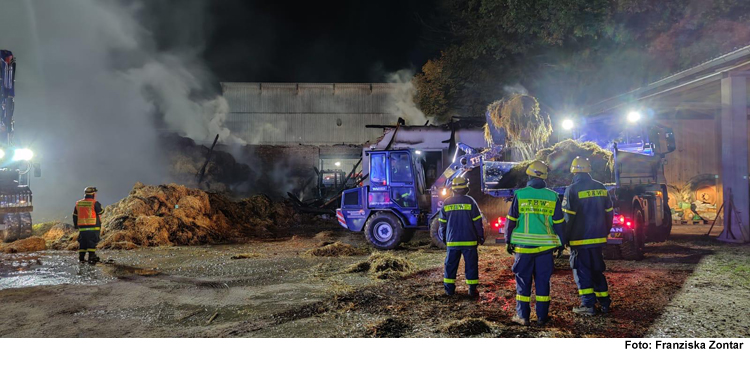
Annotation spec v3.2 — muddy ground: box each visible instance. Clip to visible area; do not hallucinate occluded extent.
[0,224,748,338]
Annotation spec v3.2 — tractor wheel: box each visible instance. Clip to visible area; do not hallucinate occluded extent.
[429,216,446,250]
[602,244,622,260]
[19,213,32,240]
[364,212,405,250]
[660,204,673,242]
[621,208,645,260]
[2,213,20,243]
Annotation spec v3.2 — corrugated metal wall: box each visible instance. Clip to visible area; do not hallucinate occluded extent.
[222,82,400,145]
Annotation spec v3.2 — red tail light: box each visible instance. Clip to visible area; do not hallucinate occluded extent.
[494,217,506,229]
[626,220,633,228]
[616,215,625,224]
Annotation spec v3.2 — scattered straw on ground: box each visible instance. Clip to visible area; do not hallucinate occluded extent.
[346,252,415,279]
[1,237,46,253]
[231,252,264,259]
[305,242,368,257]
[367,317,411,338]
[440,318,495,337]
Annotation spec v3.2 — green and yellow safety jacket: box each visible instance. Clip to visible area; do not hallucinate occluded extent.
[562,173,614,248]
[505,178,565,254]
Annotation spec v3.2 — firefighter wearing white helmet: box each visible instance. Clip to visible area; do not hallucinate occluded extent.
[437,176,484,297]
[73,186,104,264]
[505,160,565,326]
[563,156,614,316]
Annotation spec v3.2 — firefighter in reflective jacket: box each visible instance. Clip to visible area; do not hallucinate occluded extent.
[505,160,565,326]
[73,186,104,264]
[562,157,614,316]
[438,176,484,297]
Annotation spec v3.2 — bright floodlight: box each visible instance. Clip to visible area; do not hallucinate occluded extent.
[13,148,33,161]
[627,111,642,123]
[0,149,4,159]
[562,119,574,130]
[334,161,341,167]
[415,150,422,155]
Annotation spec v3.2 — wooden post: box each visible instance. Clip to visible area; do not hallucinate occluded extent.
[718,72,750,243]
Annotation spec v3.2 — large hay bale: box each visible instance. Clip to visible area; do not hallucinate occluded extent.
[486,95,552,161]
[498,139,613,188]
[1,237,46,253]
[43,223,76,242]
[97,182,299,249]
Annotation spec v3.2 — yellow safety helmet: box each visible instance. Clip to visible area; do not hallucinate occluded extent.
[84,186,98,195]
[526,160,549,179]
[570,156,592,173]
[451,176,469,190]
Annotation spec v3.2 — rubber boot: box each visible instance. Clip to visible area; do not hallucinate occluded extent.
[511,315,530,326]
[537,316,552,326]
[88,252,100,265]
[468,285,479,297]
[572,306,595,316]
[79,252,86,263]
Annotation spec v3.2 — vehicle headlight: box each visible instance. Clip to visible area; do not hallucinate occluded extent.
[12,148,33,161]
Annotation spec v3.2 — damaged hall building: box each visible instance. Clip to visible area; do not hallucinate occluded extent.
[221,82,484,203]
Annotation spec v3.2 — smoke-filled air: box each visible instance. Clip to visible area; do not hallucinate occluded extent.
[0,0,235,221]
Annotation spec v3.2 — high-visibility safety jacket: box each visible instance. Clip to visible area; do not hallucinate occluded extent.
[438,193,485,247]
[562,173,614,248]
[506,178,565,253]
[73,197,103,231]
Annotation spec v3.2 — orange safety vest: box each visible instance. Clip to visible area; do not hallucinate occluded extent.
[75,198,99,230]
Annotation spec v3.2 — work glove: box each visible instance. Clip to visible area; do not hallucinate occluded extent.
[506,243,515,255]
[478,237,485,245]
[555,246,564,259]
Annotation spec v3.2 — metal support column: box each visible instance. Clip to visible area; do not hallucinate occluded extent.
[718,71,750,243]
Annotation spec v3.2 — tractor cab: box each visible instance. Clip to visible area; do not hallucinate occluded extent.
[336,149,430,249]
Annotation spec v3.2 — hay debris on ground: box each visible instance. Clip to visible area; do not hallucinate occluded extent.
[32,221,57,237]
[1,237,46,253]
[440,318,494,337]
[367,317,411,338]
[346,252,414,278]
[230,252,264,259]
[98,183,299,249]
[498,139,613,188]
[305,242,368,257]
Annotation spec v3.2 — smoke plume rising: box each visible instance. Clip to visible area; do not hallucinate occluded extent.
[0,0,231,220]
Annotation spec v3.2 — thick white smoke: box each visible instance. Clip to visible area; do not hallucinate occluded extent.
[0,0,233,220]
[385,69,433,125]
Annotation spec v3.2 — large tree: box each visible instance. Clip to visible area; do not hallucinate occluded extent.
[415,0,750,121]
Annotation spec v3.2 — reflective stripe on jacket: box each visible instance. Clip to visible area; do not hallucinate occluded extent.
[73,197,103,231]
[438,194,484,247]
[562,173,614,248]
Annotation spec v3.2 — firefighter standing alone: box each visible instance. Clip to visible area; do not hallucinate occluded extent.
[505,160,565,326]
[73,186,104,264]
[562,157,614,315]
[438,176,484,297]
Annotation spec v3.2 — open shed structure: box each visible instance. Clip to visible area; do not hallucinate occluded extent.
[585,45,750,243]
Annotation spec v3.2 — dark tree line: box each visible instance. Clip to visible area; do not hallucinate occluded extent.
[414,0,750,120]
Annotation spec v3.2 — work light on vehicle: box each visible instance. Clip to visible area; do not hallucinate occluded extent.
[12,148,33,161]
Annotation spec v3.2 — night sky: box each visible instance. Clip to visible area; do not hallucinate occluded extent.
[199,0,438,83]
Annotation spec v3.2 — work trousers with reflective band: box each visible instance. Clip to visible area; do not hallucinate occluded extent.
[570,247,610,308]
[512,250,553,320]
[443,246,478,294]
[78,230,101,257]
